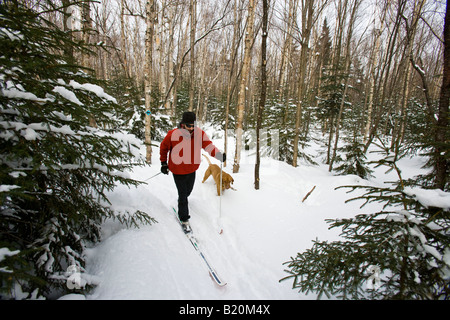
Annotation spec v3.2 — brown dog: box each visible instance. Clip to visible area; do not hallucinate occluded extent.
[202,154,234,196]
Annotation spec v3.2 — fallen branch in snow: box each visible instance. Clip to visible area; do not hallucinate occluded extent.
[302,186,316,203]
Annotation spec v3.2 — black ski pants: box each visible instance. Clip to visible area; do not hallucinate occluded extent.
[173,171,196,222]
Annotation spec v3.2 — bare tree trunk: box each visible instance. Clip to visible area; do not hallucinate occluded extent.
[392,0,426,152]
[292,0,314,167]
[331,0,348,71]
[224,0,242,167]
[197,39,209,123]
[144,0,156,164]
[133,14,142,87]
[329,0,361,172]
[166,3,176,116]
[158,0,177,115]
[81,0,92,71]
[278,0,297,101]
[364,1,387,143]
[392,0,425,152]
[157,0,166,107]
[172,7,190,125]
[233,0,255,173]
[95,0,109,80]
[324,0,348,165]
[255,0,269,190]
[81,0,97,128]
[189,0,197,112]
[61,0,74,63]
[120,0,130,78]
[435,0,449,190]
[364,0,403,153]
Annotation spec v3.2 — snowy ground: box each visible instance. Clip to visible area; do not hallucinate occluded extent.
[63,128,435,300]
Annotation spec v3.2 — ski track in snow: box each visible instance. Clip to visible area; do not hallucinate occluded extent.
[79,134,431,300]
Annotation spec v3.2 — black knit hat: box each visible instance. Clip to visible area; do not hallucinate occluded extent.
[181,111,196,124]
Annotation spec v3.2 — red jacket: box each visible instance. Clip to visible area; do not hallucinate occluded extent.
[160,127,220,175]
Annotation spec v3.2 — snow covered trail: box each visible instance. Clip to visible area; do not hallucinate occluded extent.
[81,136,432,300]
[85,147,308,299]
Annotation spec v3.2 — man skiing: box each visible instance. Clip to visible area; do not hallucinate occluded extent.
[160,111,225,233]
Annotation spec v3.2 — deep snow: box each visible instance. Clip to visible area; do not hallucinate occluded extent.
[61,128,446,300]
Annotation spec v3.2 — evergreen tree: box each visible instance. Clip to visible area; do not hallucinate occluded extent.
[0,2,154,298]
[316,53,350,164]
[264,95,294,162]
[311,18,332,104]
[109,74,172,143]
[281,140,450,299]
[260,94,315,165]
[333,138,373,179]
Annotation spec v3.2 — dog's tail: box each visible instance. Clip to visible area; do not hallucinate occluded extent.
[202,153,212,165]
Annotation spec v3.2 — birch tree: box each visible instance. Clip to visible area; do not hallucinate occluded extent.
[435,0,449,190]
[144,0,156,164]
[224,0,243,167]
[363,0,387,143]
[328,0,362,172]
[364,0,405,152]
[165,2,176,115]
[233,0,255,173]
[392,0,426,153]
[157,0,177,114]
[292,0,314,168]
[278,0,297,102]
[188,0,197,112]
[81,0,93,71]
[255,0,269,190]
[120,0,130,78]
[292,0,328,167]
[61,0,74,62]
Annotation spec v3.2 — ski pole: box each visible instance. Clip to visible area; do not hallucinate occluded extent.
[144,171,162,182]
[218,159,223,234]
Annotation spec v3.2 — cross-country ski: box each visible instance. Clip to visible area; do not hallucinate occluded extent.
[172,208,227,287]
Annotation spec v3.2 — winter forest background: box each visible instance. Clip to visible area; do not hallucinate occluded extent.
[0,0,449,300]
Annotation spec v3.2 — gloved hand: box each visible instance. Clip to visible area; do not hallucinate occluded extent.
[161,161,169,175]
